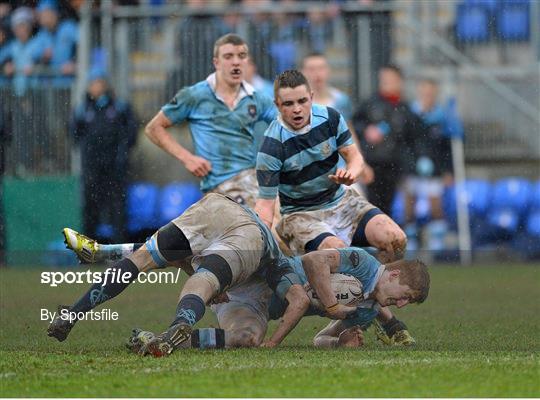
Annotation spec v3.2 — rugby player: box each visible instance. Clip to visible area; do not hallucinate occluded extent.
[48,194,355,357]
[254,69,414,345]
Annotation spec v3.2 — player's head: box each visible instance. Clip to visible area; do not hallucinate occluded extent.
[417,78,439,109]
[212,33,249,86]
[373,259,430,308]
[274,69,313,131]
[37,0,59,30]
[301,52,330,92]
[378,64,403,97]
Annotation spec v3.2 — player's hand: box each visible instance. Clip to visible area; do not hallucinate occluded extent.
[325,304,356,320]
[328,168,355,186]
[184,155,212,177]
[210,292,229,305]
[338,326,364,347]
[364,124,384,145]
[260,340,278,348]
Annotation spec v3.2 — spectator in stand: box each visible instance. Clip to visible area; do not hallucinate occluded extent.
[32,0,78,87]
[352,64,424,215]
[0,7,41,95]
[405,78,463,252]
[244,56,274,99]
[302,52,374,186]
[0,24,10,87]
[70,68,138,242]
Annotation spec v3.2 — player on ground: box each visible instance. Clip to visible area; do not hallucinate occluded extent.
[49,194,355,356]
[124,247,429,351]
[254,69,414,345]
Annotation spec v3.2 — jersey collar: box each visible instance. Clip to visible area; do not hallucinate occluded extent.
[364,264,386,299]
[206,73,255,107]
[276,111,313,135]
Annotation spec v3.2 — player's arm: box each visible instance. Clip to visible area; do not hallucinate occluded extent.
[329,114,365,186]
[255,132,283,228]
[301,250,355,319]
[313,320,364,348]
[261,284,310,348]
[144,111,211,177]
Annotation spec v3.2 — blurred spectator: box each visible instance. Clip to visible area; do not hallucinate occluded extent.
[70,68,138,242]
[0,7,41,95]
[405,78,463,251]
[0,24,10,86]
[302,52,374,185]
[301,52,352,120]
[174,0,230,87]
[352,64,423,215]
[33,0,78,86]
[244,56,273,99]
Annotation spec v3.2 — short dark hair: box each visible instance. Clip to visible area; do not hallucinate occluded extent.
[301,52,326,68]
[380,63,403,78]
[274,69,311,100]
[213,33,248,58]
[385,259,430,304]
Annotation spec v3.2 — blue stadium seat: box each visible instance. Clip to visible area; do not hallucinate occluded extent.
[391,190,406,226]
[497,0,530,41]
[157,182,202,226]
[526,210,540,236]
[465,0,499,13]
[491,177,532,216]
[442,179,491,226]
[127,183,159,234]
[456,3,490,42]
[487,208,520,233]
[530,180,540,210]
[96,223,114,240]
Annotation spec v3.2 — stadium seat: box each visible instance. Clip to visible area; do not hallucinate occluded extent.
[157,182,202,226]
[529,180,540,210]
[497,0,530,41]
[96,223,114,240]
[442,179,492,225]
[390,190,406,227]
[464,0,499,13]
[127,183,160,234]
[487,208,520,233]
[491,177,532,216]
[525,210,540,236]
[456,3,490,42]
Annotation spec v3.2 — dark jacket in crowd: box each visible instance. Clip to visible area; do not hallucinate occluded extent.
[71,92,137,174]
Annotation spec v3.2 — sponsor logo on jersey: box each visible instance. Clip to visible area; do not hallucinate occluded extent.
[349,251,360,267]
[248,104,257,118]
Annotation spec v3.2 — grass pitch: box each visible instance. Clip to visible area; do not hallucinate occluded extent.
[1,264,539,397]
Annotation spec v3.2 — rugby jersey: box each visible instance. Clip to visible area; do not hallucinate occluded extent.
[256,104,353,214]
[162,73,277,192]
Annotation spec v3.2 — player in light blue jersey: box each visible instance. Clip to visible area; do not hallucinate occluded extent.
[255,69,414,345]
[145,33,276,203]
[125,248,429,350]
[264,248,429,347]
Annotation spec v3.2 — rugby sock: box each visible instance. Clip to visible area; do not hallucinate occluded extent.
[172,294,206,327]
[69,259,140,319]
[382,316,408,337]
[99,243,143,261]
[191,328,226,349]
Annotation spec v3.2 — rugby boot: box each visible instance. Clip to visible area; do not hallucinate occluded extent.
[62,228,100,263]
[139,322,192,357]
[47,305,74,342]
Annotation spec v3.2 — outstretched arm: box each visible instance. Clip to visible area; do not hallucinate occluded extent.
[261,284,310,347]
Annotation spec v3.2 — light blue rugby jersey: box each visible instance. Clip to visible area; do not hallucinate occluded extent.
[269,247,382,329]
[162,76,276,192]
[256,104,354,214]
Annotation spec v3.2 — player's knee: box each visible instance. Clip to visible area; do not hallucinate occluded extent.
[197,254,233,292]
[155,222,192,262]
[318,236,346,250]
[229,328,262,348]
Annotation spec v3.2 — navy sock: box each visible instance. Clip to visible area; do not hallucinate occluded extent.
[191,328,226,349]
[70,259,139,318]
[172,294,206,327]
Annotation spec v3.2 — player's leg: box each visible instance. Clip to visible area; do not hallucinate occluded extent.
[63,227,143,263]
[47,222,193,342]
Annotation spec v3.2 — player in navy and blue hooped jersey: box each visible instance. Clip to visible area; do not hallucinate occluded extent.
[145,33,276,204]
[254,69,415,345]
